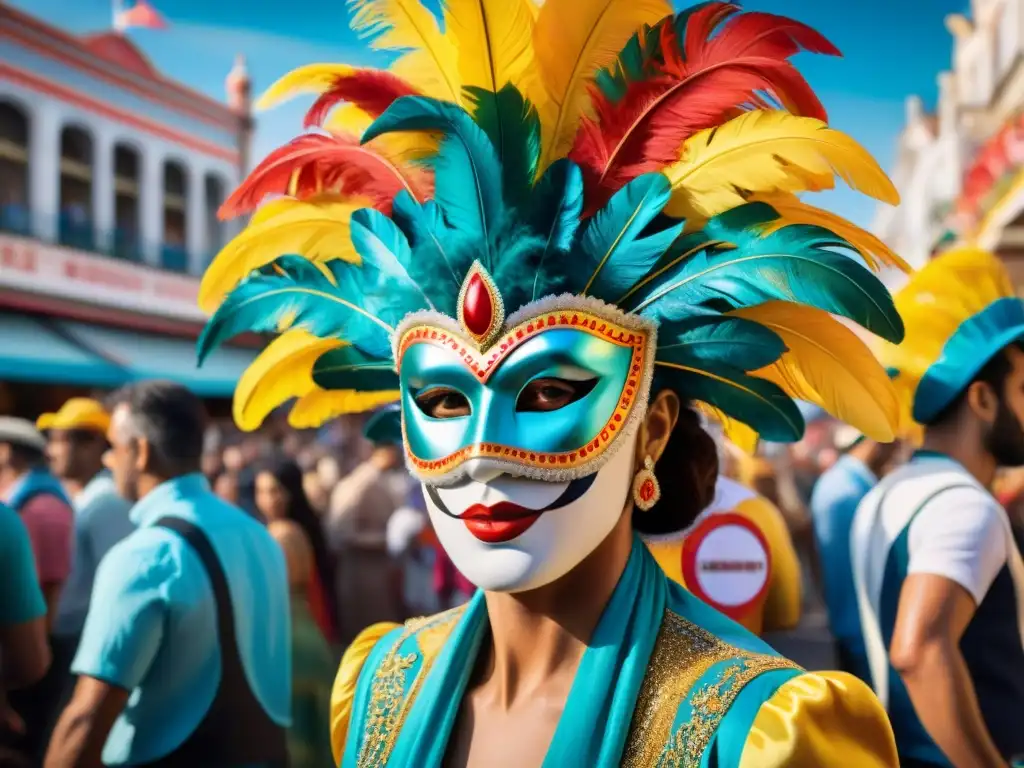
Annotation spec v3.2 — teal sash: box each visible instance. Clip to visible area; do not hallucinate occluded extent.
[6,467,71,510]
[349,537,667,767]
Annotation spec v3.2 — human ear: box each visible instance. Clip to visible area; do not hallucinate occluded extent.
[966,380,999,423]
[635,390,680,468]
[134,436,151,474]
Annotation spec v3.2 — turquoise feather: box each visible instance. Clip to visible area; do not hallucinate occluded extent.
[575,173,683,303]
[363,96,505,269]
[626,226,904,342]
[349,207,445,312]
[310,345,400,392]
[362,404,403,446]
[656,314,785,370]
[654,363,805,443]
[389,191,464,315]
[198,255,396,363]
[464,84,540,207]
[529,159,585,301]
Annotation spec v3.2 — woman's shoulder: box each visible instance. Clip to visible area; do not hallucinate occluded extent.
[329,605,468,764]
[633,589,897,766]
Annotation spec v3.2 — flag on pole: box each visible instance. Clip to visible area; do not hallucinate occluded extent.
[113,0,168,31]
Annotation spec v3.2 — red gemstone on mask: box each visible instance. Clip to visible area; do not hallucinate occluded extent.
[639,479,655,502]
[462,272,493,337]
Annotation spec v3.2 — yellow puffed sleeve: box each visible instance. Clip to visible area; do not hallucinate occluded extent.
[330,622,401,765]
[733,497,802,632]
[738,671,898,768]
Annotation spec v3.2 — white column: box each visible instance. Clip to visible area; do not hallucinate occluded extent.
[139,147,162,266]
[29,103,61,242]
[186,163,207,274]
[92,130,115,253]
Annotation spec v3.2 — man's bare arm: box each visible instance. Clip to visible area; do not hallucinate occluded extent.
[44,676,130,768]
[889,573,1006,768]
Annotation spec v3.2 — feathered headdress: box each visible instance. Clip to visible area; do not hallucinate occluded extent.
[879,248,1023,429]
[198,0,906,460]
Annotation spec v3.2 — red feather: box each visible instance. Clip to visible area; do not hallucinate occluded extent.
[218,132,433,219]
[303,70,422,129]
[570,2,839,212]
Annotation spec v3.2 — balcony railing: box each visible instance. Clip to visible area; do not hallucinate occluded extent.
[0,205,197,274]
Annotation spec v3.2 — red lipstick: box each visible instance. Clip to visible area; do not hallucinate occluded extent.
[461,501,543,544]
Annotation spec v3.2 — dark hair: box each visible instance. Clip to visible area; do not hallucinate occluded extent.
[256,458,340,639]
[10,442,45,468]
[65,428,108,451]
[928,341,1024,427]
[632,394,719,536]
[107,380,206,477]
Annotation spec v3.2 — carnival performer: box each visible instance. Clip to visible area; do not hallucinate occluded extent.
[853,248,1024,768]
[645,422,803,636]
[196,0,908,764]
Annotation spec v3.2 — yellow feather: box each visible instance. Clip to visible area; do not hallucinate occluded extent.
[534,0,672,168]
[256,64,356,111]
[878,248,1013,436]
[443,0,551,150]
[350,0,462,103]
[288,389,400,429]
[695,402,759,454]
[732,302,900,443]
[198,196,359,313]
[749,192,911,274]
[234,330,347,431]
[663,111,900,220]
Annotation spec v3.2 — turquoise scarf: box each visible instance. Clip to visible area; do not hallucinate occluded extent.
[378,537,666,767]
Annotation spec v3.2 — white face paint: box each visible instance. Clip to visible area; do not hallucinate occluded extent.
[423,422,639,593]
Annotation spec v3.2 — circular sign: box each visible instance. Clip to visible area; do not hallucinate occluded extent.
[680,512,771,620]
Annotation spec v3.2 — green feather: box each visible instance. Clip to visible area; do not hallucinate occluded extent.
[311,345,400,392]
[654,362,805,443]
[362,404,403,446]
[198,256,400,364]
[464,84,540,207]
[626,226,904,343]
[657,313,785,370]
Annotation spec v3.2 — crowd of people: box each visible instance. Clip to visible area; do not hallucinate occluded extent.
[0,381,468,767]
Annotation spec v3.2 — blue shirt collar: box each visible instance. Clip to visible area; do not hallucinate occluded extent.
[837,454,877,486]
[131,472,210,526]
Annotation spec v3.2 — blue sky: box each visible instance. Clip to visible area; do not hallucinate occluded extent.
[14,0,968,226]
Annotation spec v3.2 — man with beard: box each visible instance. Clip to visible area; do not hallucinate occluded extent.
[852,248,1024,768]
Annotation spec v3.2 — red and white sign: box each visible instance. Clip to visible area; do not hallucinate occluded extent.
[0,234,204,322]
[681,513,771,620]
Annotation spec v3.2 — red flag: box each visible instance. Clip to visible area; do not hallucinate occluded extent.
[114,0,168,31]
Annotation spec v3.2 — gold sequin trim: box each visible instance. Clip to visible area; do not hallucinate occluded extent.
[356,606,465,768]
[622,610,799,768]
[664,654,797,766]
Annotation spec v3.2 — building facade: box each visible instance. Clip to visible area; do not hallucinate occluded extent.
[0,1,257,411]
[874,0,1024,285]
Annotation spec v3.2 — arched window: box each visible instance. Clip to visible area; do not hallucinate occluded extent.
[162,159,188,271]
[59,125,94,250]
[0,101,30,235]
[113,143,140,261]
[204,172,226,262]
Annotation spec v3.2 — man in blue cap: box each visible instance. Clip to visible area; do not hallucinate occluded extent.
[852,249,1024,768]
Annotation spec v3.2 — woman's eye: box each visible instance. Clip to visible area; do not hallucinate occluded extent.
[516,377,597,413]
[414,388,471,419]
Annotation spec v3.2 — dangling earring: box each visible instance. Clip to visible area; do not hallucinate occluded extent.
[632,456,661,511]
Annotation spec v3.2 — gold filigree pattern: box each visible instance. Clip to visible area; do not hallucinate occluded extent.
[664,654,797,766]
[621,610,799,768]
[355,606,465,768]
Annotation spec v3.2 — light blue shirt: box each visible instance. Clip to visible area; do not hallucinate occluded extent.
[73,473,291,766]
[810,454,877,682]
[55,472,134,637]
[0,501,46,625]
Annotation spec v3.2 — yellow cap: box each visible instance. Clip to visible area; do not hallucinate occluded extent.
[36,398,111,434]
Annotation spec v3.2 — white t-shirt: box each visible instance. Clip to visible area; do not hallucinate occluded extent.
[851,453,1013,707]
